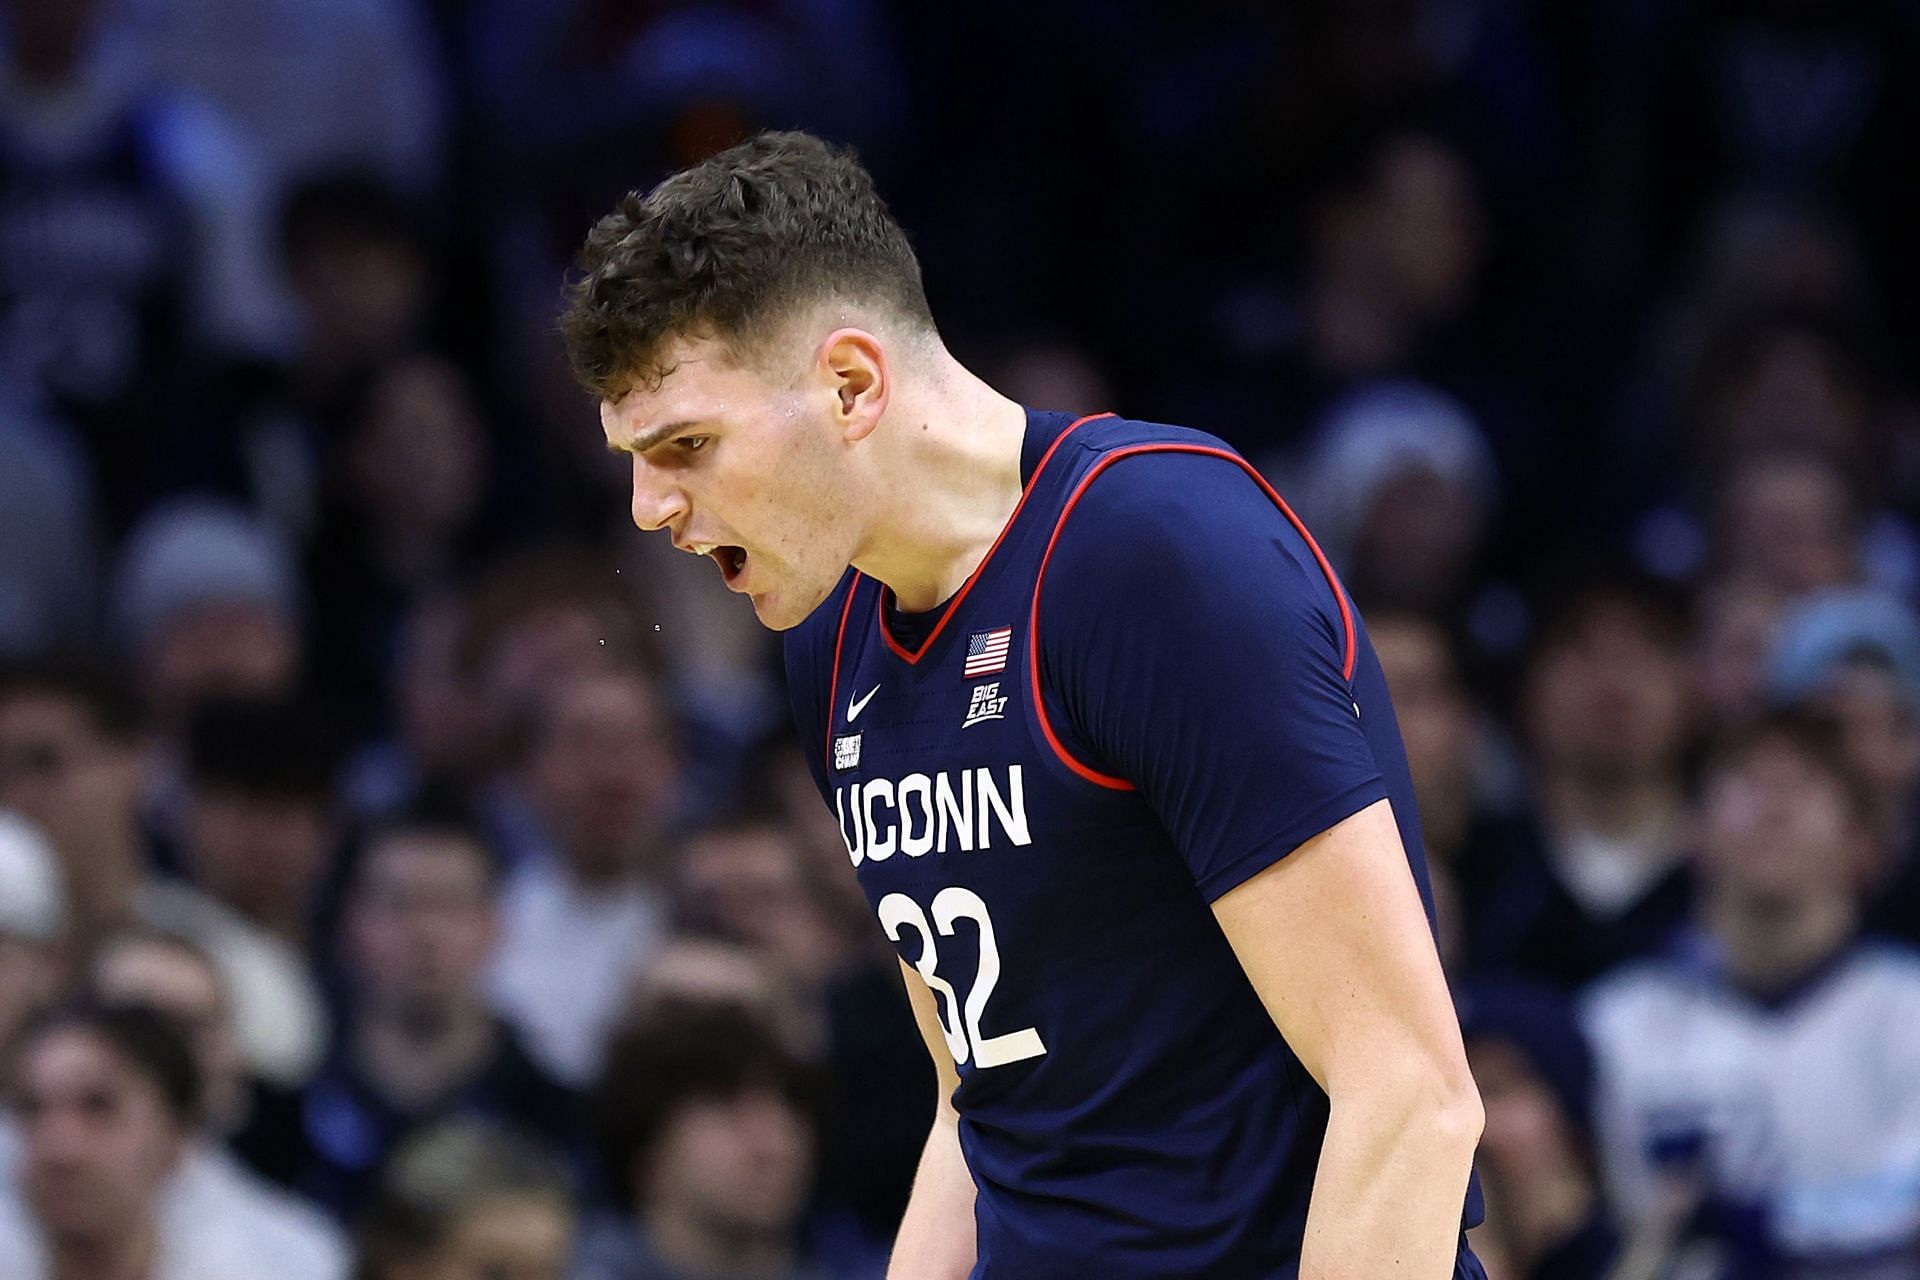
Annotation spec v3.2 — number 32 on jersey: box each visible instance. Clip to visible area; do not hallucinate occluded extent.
[879,888,1047,1069]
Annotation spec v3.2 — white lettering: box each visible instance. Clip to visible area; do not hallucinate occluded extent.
[835,786,863,866]
[898,773,935,857]
[934,770,974,853]
[862,778,897,861]
[835,768,1029,863]
[976,765,1030,849]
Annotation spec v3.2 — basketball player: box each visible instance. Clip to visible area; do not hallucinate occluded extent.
[561,132,1486,1279]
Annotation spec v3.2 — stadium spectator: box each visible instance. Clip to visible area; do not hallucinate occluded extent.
[0,661,151,949]
[1607,196,1879,534]
[1297,380,1500,619]
[0,812,66,1060]
[456,550,657,786]
[1708,452,1863,600]
[357,1120,574,1280]
[0,0,282,522]
[577,1004,823,1280]
[1177,124,1502,465]
[1457,979,1621,1280]
[670,817,934,1266]
[306,353,495,733]
[85,925,297,1181]
[1583,710,1920,1274]
[490,664,678,1084]
[0,393,96,659]
[295,802,577,1217]
[672,818,850,1003]
[87,930,349,1280]
[1470,576,1697,988]
[174,696,340,953]
[1767,588,1920,947]
[620,936,800,1045]
[110,499,303,735]
[0,1004,235,1278]
[133,0,447,203]
[338,592,487,822]
[1687,312,1889,512]
[0,659,324,1083]
[1366,612,1491,866]
[277,174,437,403]
[1633,0,1920,337]
[1692,578,1790,730]
[1366,609,1549,975]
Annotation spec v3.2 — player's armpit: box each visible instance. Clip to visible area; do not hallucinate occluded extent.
[897,958,962,1110]
[1211,798,1482,1279]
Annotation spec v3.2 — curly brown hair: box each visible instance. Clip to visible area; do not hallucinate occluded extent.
[557,130,935,402]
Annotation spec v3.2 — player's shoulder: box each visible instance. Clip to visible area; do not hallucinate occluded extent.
[1045,413,1277,533]
[1042,413,1314,578]
[1053,413,1242,476]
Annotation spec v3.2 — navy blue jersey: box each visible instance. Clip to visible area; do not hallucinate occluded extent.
[786,410,1486,1278]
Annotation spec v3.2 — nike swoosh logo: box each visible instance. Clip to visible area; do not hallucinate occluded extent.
[847,684,882,722]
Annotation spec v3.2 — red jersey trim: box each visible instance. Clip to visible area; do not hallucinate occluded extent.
[877,411,1117,664]
[1029,444,1358,790]
[822,571,864,775]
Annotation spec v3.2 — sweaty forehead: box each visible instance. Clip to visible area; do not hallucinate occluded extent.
[599,346,747,448]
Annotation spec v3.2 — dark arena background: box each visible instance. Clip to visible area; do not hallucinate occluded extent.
[0,2,1917,1278]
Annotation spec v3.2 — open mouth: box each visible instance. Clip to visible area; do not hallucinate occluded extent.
[710,545,747,585]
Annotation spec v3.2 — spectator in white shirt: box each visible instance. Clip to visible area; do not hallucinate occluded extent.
[88,929,349,1280]
[0,811,66,1059]
[0,1003,251,1280]
[0,659,327,1086]
[491,664,679,1084]
[1583,709,1920,1276]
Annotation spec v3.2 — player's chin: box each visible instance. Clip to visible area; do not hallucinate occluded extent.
[751,576,838,631]
[748,587,807,631]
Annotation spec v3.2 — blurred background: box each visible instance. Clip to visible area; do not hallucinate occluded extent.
[0,1,1917,1278]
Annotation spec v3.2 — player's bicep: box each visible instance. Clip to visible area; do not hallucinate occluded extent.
[1210,799,1474,1104]
[898,958,962,1110]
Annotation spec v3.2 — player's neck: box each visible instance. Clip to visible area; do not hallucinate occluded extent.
[853,361,1030,613]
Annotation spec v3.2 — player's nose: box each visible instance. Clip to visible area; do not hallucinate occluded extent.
[629,454,687,534]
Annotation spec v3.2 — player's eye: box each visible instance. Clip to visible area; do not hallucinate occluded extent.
[675,435,709,452]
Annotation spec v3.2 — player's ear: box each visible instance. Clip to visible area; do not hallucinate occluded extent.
[819,327,888,442]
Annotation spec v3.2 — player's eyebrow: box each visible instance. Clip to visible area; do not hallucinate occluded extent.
[607,419,702,456]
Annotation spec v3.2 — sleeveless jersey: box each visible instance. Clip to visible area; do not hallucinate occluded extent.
[786,410,1485,1278]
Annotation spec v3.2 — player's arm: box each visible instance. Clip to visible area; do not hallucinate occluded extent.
[1041,450,1480,1277]
[887,958,976,1280]
[1212,799,1483,1280]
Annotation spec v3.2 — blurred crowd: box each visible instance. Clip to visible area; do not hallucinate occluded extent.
[0,1,1919,1278]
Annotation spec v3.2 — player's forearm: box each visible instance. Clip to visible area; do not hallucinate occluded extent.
[1300,1077,1483,1279]
[887,1104,977,1280]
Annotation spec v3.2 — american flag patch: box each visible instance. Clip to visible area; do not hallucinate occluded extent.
[963,627,1013,677]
